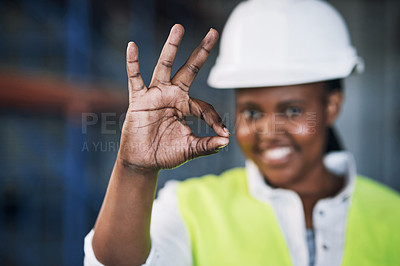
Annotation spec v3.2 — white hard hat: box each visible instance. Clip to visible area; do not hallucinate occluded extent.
[208,0,364,89]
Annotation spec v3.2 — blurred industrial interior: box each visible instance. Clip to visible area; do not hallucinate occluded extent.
[0,0,399,265]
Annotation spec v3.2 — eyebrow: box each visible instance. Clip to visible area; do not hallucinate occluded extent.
[235,102,261,110]
[237,99,306,109]
[277,100,306,108]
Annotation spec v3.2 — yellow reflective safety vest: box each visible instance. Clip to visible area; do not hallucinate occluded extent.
[177,168,400,266]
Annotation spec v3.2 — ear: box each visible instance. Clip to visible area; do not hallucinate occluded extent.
[326,91,343,126]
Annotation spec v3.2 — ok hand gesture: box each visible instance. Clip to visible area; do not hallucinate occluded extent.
[119,24,230,172]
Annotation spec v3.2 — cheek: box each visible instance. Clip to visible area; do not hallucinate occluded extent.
[287,112,327,148]
[284,112,319,135]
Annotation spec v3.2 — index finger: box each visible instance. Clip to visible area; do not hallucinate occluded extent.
[189,97,230,137]
[171,29,218,91]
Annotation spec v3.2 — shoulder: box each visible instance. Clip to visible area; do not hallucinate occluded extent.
[344,176,400,264]
[177,167,247,201]
[178,167,246,189]
[355,175,400,202]
[353,175,400,217]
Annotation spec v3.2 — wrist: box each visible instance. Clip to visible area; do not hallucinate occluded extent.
[116,154,159,177]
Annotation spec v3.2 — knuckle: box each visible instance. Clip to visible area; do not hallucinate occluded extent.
[131,85,145,91]
[129,72,141,78]
[200,46,211,54]
[160,59,173,68]
[176,81,190,91]
[168,41,179,48]
[186,63,200,74]
[201,140,207,151]
[199,110,204,120]
[188,140,196,159]
[205,138,212,149]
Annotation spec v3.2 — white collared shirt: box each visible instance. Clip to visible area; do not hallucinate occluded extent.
[84,151,357,266]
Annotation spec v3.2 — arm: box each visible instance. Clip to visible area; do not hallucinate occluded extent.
[91,24,229,266]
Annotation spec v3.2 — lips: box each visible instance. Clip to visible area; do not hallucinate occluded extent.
[260,146,294,166]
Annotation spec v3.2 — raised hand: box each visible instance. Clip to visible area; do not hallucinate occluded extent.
[119,24,230,171]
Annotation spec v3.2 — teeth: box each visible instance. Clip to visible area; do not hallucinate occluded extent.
[264,147,292,160]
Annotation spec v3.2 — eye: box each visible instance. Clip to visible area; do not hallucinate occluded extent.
[242,109,263,120]
[285,107,302,118]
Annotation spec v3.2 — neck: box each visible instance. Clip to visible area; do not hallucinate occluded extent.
[283,158,343,196]
[288,161,344,228]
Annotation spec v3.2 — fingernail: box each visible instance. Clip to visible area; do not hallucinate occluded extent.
[223,126,230,135]
[217,139,229,150]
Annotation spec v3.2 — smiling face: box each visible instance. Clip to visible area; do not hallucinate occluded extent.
[235,82,342,192]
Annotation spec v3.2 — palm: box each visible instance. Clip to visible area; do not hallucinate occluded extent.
[119,25,230,171]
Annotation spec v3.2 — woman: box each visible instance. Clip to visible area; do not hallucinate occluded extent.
[85,0,400,265]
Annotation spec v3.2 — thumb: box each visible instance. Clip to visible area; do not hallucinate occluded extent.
[188,135,229,158]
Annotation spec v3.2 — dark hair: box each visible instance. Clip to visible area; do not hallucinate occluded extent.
[324,79,344,154]
[324,79,343,94]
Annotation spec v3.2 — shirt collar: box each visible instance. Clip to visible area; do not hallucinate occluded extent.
[246,151,357,203]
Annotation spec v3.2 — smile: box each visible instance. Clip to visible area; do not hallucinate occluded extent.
[261,146,294,166]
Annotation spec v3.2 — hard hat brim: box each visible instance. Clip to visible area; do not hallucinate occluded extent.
[207,56,364,89]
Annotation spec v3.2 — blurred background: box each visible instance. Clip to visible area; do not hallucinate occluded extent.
[0,0,399,265]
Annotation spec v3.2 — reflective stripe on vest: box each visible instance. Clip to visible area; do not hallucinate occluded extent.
[177,168,400,266]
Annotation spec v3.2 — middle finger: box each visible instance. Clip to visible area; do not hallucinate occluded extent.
[151,24,185,85]
[171,28,219,91]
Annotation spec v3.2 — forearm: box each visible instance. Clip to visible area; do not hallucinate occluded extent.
[89,25,226,265]
[92,154,159,266]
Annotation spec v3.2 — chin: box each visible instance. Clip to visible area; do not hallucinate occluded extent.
[258,164,301,189]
